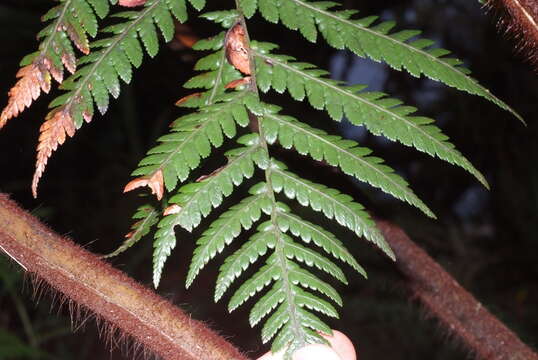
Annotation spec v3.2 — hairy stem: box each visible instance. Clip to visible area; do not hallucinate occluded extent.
[0,194,248,360]
[377,220,538,360]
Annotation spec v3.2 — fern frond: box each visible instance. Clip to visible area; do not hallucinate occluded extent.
[224,243,339,353]
[1,0,114,128]
[252,42,488,188]
[256,103,434,218]
[133,92,252,192]
[32,109,76,198]
[268,161,393,259]
[275,208,367,278]
[186,191,273,288]
[241,0,521,121]
[104,204,159,258]
[151,138,267,287]
[31,0,205,196]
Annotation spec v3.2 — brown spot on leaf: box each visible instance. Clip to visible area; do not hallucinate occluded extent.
[163,204,182,216]
[119,0,147,7]
[225,23,251,75]
[175,92,203,106]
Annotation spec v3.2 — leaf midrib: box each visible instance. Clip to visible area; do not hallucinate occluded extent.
[266,113,432,216]
[255,50,480,181]
[170,144,260,230]
[64,0,161,113]
[276,211,364,271]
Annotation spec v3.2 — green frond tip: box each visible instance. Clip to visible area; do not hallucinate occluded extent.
[247,0,522,122]
[103,204,159,258]
[252,42,489,188]
[258,103,435,218]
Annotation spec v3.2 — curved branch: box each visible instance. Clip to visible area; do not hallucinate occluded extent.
[0,193,248,360]
[377,220,538,360]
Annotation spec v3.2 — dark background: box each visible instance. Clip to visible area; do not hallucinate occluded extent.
[0,0,537,359]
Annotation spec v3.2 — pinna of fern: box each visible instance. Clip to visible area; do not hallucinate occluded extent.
[0,0,117,129]
[27,0,206,197]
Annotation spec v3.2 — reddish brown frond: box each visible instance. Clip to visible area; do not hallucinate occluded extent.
[62,22,91,55]
[32,108,76,198]
[123,170,164,200]
[0,65,51,130]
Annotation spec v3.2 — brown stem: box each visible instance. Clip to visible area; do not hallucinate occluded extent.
[0,193,248,360]
[377,219,538,360]
[487,0,538,64]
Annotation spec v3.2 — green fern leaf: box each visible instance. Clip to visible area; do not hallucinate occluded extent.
[152,139,267,287]
[244,0,521,121]
[48,0,204,129]
[133,93,251,191]
[187,191,273,288]
[268,161,394,259]
[281,233,347,284]
[275,208,367,278]
[259,104,434,218]
[252,42,488,188]
[104,204,159,258]
[216,221,278,302]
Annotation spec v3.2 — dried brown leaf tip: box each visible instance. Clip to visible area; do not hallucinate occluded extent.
[1,49,76,130]
[175,92,203,106]
[163,204,181,216]
[119,0,147,7]
[124,170,165,201]
[225,77,251,89]
[0,65,51,130]
[225,23,251,75]
[32,108,76,198]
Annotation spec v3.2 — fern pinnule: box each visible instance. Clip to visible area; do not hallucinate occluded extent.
[267,161,393,259]
[242,0,522,121]
[259,104,434,218]
[150,135,268,287]
[253,41,489,188]
[187,190,274,288]
[32,109,76,198]
[274,210,367,278]
[1,0,113,128]
[104,204,159,258]
[133,92,252,193]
